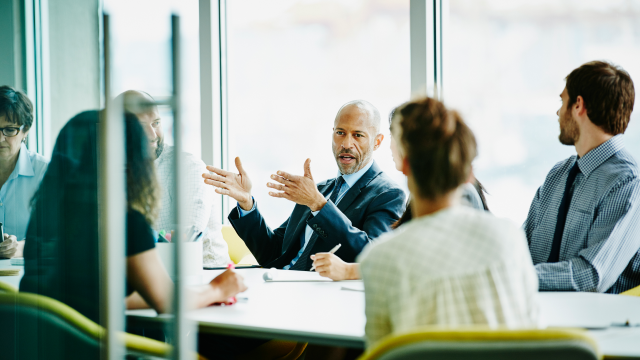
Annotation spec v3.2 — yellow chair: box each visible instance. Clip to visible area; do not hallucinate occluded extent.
[0,280,18,293]
[358,327,601,360]
[0,291,174,359]
[221,225,259,265]
[620,284,640,296]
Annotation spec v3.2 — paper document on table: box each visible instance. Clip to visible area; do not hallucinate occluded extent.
[10,257,24,266]
[263,269,333,282]
[0,268,20,276]
[340,282,364,292]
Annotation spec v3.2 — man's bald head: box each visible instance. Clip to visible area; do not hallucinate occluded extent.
[332,100,384,175]
[334,100,381,135]
[116,90,158,114]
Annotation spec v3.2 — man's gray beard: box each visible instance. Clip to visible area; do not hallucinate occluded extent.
[155,139,165,159]
[338,151,372,175]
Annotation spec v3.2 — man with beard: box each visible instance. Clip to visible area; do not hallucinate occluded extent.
[524,61,640,294]
[117,90,231,267]
[203,100,406,270]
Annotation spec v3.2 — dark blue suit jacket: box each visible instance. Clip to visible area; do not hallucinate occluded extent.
[228,161,406,269]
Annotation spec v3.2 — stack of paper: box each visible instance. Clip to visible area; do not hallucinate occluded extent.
[0,268,20,276]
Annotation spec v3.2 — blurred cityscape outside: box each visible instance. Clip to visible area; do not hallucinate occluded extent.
[447,0,640,224]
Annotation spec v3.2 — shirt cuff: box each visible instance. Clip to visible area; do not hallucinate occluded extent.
[237,197,256,217]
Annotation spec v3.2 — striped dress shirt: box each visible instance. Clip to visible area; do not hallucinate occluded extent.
[524,135,640,293]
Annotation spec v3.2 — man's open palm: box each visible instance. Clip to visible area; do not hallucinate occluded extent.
[203,157,254,210]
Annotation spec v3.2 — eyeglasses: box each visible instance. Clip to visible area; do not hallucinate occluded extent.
[0,125,24,137]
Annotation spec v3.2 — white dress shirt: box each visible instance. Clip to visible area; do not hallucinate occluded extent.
[358,205,539,347]
[155,145,230,267]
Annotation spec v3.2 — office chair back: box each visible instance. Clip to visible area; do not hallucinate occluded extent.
[0,280,18,293]
[221,225,258,264]
[620,284,640,296]
[0,291,172,359]
[0,292,100,359]
[359,328,601,360]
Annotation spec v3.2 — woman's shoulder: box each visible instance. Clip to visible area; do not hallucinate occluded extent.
[126,209,156,256]
[453,207,529,255]
[26,147,48,176]
[127,209,150,226]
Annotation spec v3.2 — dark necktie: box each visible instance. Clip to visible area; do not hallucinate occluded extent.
[328,176,345,205]
[289,176,345,271]
[548,161,581,263]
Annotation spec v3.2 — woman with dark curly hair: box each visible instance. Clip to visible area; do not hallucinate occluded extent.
[20,110,246,358]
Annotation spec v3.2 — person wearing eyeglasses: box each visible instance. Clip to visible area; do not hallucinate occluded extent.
[0,85,47,259]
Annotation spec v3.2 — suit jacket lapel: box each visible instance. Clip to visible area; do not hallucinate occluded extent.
[282,179,336,252]
[336,161,383,213]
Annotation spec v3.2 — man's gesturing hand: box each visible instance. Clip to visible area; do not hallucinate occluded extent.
[203,157,253,210]
[267,158,327,212]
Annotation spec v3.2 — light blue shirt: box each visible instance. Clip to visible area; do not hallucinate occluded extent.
[0,143,48,240]
[238,161,374,269]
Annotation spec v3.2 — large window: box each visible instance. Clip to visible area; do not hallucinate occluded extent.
[105,0,202,157]
[227,0,410,226]
[446,0,640,224]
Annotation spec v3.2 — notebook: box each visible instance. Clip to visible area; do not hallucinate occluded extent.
[263,269,333,282]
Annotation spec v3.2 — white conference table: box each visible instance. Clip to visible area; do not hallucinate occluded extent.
[0,259,23,289]
[3,261,640,357]
[126,268,640,358]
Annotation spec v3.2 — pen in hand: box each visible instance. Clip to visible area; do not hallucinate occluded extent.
[226,262,237,304]
[310,243,342,271]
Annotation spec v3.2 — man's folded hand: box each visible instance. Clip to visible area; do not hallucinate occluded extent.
[0,234,18,259]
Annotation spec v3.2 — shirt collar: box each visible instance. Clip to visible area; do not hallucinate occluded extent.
[576,134,625,178]
[13,143,35,178]
[154,144,173,164]
[337,159,374,189]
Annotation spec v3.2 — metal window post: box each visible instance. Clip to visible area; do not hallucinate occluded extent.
[26,0,51,156]
[199,0,228,224]
[410,0,444,100]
